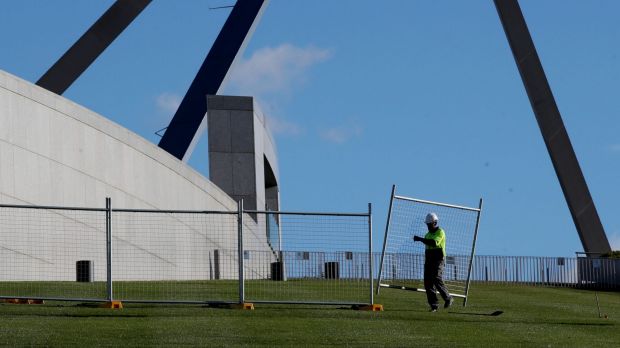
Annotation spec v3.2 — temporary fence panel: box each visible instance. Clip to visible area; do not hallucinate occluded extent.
[0,204,107,301]
[111,209,239,303]
[377,185,482,305]
[243,208,373,305]
[1,200,616,306]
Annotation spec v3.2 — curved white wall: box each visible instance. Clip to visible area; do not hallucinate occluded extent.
[0,70,275,284]
[0,70,236,211]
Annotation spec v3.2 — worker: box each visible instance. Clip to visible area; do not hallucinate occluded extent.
[413,212,453,312]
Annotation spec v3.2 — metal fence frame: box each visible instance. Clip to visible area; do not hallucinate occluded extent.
[375,185,484,306]
[109,205,240,305]
[0,202,109,302]
[1,199,616,308]
[243,204,373,306]
[0,199,374,306]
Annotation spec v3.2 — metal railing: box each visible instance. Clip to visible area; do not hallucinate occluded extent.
[470,255,619,290]
[369,253,619,291]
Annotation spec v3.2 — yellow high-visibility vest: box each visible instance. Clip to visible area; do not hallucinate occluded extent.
[424,228,446,257]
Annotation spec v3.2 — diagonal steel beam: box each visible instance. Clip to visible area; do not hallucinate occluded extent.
[36,0,152,95]
[494,0,611,254]
[158,0,269,162]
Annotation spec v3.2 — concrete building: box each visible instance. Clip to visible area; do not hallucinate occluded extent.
[0,69,279,282]
[207,95,280,213]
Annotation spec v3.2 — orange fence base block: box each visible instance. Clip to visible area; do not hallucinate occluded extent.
[354,304,384,311]
[232,303,254,310]
[101,301,123,309]
[4,299,45,305]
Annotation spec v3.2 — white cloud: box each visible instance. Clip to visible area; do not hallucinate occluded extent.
[252,97,303,136]
[320,124,363,144]
[225,44,330,139]
[156,93,182,114]
[266,115,302,136]
[228,43,331,97]
[154,45,330,138]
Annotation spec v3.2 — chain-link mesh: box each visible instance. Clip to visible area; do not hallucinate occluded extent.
[243,211,371,305]
[0,202,373,305]
[0,205,107,301]
[111,210,238,303]
[377,192,481,299]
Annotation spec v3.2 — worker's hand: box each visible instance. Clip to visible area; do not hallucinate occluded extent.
[413,235,422,242]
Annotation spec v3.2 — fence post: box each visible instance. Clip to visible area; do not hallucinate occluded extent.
[376,185,396,295]
[238,200,244,304]
[515,257,519,283]
[106,197,113,302]
[368,203,373,305]
[463,198,483,307]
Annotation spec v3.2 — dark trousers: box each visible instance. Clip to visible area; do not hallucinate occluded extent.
[424,256,451,308]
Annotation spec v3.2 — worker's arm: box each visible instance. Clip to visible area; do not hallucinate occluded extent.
[412,235,437,247]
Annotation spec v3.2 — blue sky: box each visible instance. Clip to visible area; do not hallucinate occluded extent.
[1,1,619,257]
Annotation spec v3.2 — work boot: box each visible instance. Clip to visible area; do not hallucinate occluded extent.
[444,297,453,309]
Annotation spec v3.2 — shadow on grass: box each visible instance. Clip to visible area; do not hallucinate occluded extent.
[553,321,615,326]
[448,312,614,326]
[3,311,149,318]
[449,310,504,317]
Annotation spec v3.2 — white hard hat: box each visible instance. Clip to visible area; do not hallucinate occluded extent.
[425,213,439,224]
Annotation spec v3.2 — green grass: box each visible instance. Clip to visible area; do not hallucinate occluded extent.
[0,283,618,347]
[0,279,371,303]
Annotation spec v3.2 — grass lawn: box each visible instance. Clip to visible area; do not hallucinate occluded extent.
[0,283,617,347]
